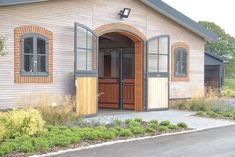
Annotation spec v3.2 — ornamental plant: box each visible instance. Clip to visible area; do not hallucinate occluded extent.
[0,108,46,139]
[0,35,7,56]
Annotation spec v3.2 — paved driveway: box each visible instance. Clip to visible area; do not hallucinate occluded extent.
[87,110,235,129]
[53,125,235,157]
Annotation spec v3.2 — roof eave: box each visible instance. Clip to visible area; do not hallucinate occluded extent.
[0,0,48,6]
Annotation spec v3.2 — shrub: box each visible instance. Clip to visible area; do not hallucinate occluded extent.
[0,141,18,156]
[110,119,124,127]
[36,95,77,125]
[32,138,49,151]
[82,130,98,140]
[224,112,234,118]
[159,126,169,132]
[168,124,177,130]
[196,111,207,116]
[177,122,187,128]
[207,111,219,118]
[160,120,171,126]
[119,129,133,137]
[108,128,120,136]
[127,120,141,128]
[130,126,145,135]
[0,122,6,141]
[145,127,155,133]
[149,120,158,125]
[100,131,116,139]
[0,108,46,139]
[134,118,142,123]
[147,123,157,130]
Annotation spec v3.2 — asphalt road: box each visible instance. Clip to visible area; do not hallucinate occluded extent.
[53,125,235,157]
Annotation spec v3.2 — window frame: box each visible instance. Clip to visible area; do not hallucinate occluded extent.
[174,47,188,77]
[20,33,49,76]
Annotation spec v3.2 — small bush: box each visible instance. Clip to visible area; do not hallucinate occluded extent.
[0,108,46,139]
[177,122,187,128]
[168,124,177,130]
[127,120,141,128]
[119,129,133,137]
[134,118,142,123]
[207,111,219,118]
[159,126,169,132]
[0,122,6,141]
[130,126,145,135]
[81,130,98,140]
[196,111,207,116]
[160,120,171,126]
[147,123,157,130]
[32,138,49,152]
[145,127,155,133]
[224,112,234,118]
[36,95,77,125]
[100,131,116,139]
[149,120,158,125]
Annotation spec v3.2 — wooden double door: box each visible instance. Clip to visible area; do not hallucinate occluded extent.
[98,49,135,110]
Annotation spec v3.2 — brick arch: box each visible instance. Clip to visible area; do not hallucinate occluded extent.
[14,25,53,83]
[95,23,146,41]
[95,23,145,112]
[171,42,190,82]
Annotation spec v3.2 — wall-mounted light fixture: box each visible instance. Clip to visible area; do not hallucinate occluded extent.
[119,8,131,19]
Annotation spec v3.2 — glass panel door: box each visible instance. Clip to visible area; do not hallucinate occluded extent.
[75,23,98,116]
[147,36,169,110]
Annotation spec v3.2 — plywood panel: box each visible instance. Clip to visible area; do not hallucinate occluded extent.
[148,78,168,109]
[76,77,97,116]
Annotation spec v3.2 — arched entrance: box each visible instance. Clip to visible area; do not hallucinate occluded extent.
[95,23,145,112]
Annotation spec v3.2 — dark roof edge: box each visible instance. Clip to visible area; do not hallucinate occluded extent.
[0,0,48,6]
[205,52,225,62]
[141,0,218,42]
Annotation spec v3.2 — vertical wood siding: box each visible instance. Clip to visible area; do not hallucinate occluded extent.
[0,0,204,109]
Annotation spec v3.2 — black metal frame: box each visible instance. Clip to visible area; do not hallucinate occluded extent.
[145,35,170,111]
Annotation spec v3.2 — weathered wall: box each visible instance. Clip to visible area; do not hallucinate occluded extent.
[0,0,205,109]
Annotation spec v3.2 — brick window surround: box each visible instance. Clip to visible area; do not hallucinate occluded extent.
[14,25,53,83]
[171,42,190,82]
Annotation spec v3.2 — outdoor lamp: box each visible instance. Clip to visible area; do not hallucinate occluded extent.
[119,8,131,19]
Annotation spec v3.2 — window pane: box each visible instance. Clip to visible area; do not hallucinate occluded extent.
[24,55,33,72]
[175,50,181,62]
[159,37,168,54]
[37,55,46,72]
[182,50,187,62]
[182,62,187,75]
[148,54,158,72]
[87,50,93,71]
[77,49,86,70]
[24,37,33,54]
[123,53,135,79]
[87,31,96,50]
[159,55,168,72]
[175,62,181,75]
[148,39,158,54]
[77,27,87,48]
[37,38,46,54]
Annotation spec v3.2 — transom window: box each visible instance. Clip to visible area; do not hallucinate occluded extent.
[174,48,187,76]
[21,34,48,75]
